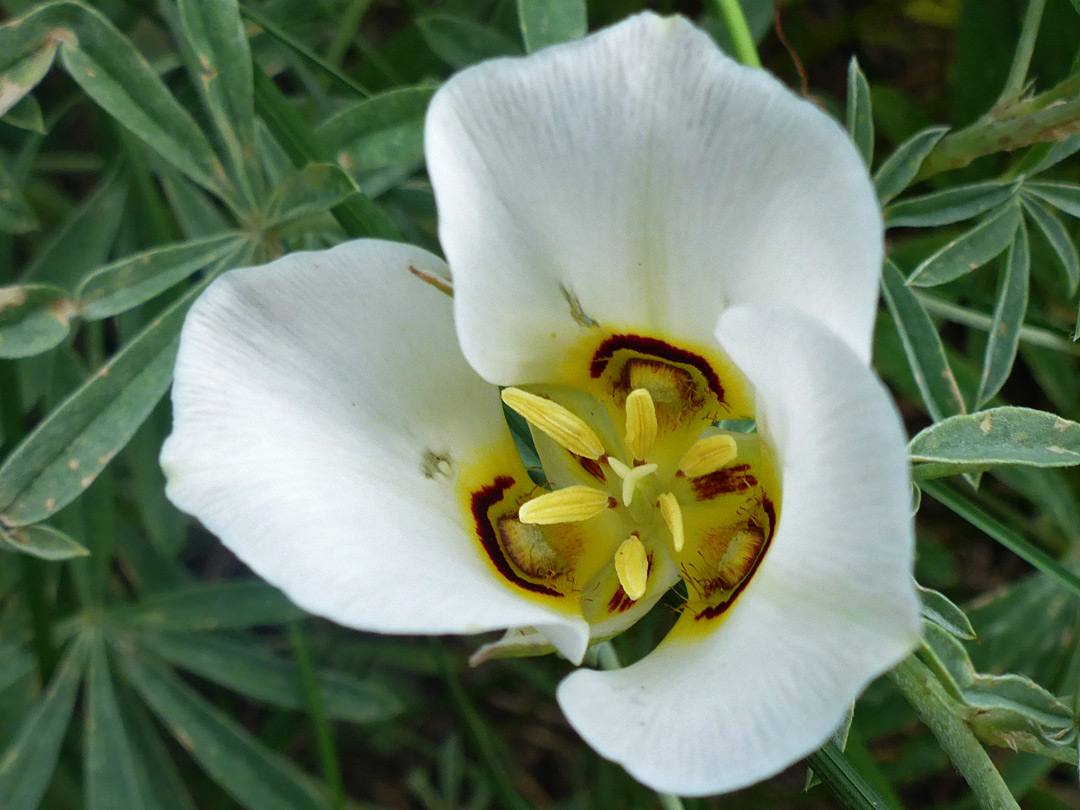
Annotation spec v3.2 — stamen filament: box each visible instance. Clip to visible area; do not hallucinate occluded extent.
[614,534,649,601]
[624,388,658,460]
[518,485,612,525]
[657,492,685,553]
[501,387,605,460]
[678,434,738,478]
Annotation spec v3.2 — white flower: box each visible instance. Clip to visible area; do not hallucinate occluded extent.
[161,13,919,797]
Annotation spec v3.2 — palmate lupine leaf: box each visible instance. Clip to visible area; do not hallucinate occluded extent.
[0,159,36,234]
[316,86,437,175]
[121,651,334,810]
[0,284,77,359]
[0,638,89,810]
[873,124,949,203]
[846,57,873,166]
[107,581,304,632]
[0,2,236,206]
[75,232,251,320]
[0,522,88,560]
[976,223,1029,407]
[135,631,404,723]
[1020,192,1080,295]
[416,14,524,69]
[880,260,967,422]
[0,278,207,526]
[907,202,1021,287]
[1025,180,1080,219]
[910,407,1080,478]
[884,180,1018,228]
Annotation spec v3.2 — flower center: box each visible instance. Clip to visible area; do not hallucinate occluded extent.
[469,335,778,633]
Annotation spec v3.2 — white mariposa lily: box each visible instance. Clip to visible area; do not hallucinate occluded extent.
[161,12,920,797]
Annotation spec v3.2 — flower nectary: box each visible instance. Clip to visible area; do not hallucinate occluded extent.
[463,330,779,638]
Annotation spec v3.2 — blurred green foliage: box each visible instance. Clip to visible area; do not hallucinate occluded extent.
[1,0,1080,808]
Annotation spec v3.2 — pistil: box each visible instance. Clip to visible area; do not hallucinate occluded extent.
[607,457,659,507]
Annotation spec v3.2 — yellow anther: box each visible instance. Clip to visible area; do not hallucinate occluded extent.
[624,388,658,460]
[657,492,684,553]
[677,434,738,478]
[501,388,605,460]
[606,457,659,507]
[614,534,649,601]
[518,485,612,525]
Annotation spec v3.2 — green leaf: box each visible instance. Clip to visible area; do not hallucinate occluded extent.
[918,583,977,640]
[873,125,949,203]
[0,643,35,695]
[0,39,57,117]
[1025,180,1080,219]
[917,478,1080,602]
[138,632,403,723]
[117,683,198,810]
[1025,134,1080,177]
[175,0,258,201]
[0,2,237,203]
[121,652,334,810]
[845,57,873,166]
[803,742,895,810]
[110,582,303,632]
[416,14,523,69]
[0,523,89,560]
[0,161,36,234]
[76,232,249,320]
[2,94,46,134]
[251,64,401,241]
[159,169,234,240]
[0,279,205,526]
[1021,193,1080,295]
[907,202,1021,287]
[885,180,1018,228]
[975,223,1029,408]
[910,406,1080,477]
[0,284,77,359]
[516,0,586,53]
[316,86,436,175]
[264,165,358,227]
[23,167,128,287]
[880,259,966,421]
[85,636,153,810]
[0,639,88,810]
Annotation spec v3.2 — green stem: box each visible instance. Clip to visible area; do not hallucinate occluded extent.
[287,621,345,809]
[918,74,1080,180]
[915,294,1080,357]
[658,793,686,810]
[804,742,896,810]
[890,656,1020,810]
[327,0,375,70]
[435,645,533,810]
[714,0,761,68]
[996,0,1048,108]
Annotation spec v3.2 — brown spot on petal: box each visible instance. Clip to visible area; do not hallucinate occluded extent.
[689,464,757,501]
[472,477,561,597]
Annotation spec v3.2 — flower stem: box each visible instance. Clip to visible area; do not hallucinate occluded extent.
[890,656,1021,810]
[287,621,345,810]
[995,0,1048,108]
[714,0,762,68]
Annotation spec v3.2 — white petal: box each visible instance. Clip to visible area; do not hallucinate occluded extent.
[162,240,589,661]
[556,306,918,795]
[427,12,882,387]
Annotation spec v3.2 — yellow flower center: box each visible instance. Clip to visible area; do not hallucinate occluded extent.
[466,332,779,631]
